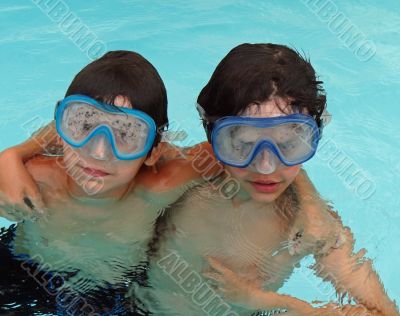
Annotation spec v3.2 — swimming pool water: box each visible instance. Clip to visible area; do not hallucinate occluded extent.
[0,0,399,307]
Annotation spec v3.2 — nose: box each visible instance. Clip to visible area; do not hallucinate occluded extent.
[253,148,277,174]
[259,149,271,162]
[86,134,113,161]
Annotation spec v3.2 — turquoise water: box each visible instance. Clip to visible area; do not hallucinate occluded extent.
[0,0,399,307]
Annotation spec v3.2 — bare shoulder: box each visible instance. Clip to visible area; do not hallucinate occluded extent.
[25,155,68,191]
[136,141,214,193]
[135,158,204,193]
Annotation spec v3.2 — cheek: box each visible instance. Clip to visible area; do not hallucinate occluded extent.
[280,165,302,182]
[224,165,250,181]
[112,159,144,180]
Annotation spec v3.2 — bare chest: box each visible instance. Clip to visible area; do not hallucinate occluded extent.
[164,200,304,289]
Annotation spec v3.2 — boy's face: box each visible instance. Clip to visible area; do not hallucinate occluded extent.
[61,96,156,197]
[223,97,303,203]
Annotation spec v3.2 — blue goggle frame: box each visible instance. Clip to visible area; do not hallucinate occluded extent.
[211,114,320,168]
[54,94,157,160]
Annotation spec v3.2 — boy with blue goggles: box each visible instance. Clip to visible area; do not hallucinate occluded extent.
[55,94,157,161]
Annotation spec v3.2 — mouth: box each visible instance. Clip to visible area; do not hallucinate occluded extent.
[82,167,111,178]
[248,179,281,193]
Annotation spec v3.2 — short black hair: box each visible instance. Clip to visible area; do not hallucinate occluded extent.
[65,50,168,145]
[197,43,327,141]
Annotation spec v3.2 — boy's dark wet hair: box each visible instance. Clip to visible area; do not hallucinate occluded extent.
[197,43,327,141]
[66,50,168,145]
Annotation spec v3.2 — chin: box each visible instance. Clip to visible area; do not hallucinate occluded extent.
[249,191,281,203]
[82,178,109,196]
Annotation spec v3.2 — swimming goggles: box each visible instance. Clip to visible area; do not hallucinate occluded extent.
[55,95,157,160]
[210,114,320,174]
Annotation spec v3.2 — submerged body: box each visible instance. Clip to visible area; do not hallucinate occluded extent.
[0,148,203,316]
[14,154,199,290]
[142,169,396,316]
[140,170,336,315]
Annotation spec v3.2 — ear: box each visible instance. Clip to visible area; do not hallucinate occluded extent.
[144,143,163,167]
[53,134,64,155]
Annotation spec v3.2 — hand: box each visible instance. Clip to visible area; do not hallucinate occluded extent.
[304,303,383,316]
[202,256,264,306]
[0,148,45,221]
[202,256,319,316]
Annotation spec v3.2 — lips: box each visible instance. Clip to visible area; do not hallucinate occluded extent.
[248,179,281,193]
[82,167,110,178]
[252,179,279,184]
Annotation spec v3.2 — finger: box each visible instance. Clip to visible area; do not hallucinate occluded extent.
[207,257,239,282]
[202,271,223,283]
[202,274,224,293]
[207,256,232,274]
[24,196,46,216]
[24,186,45,214]
[19,200,47,222]
[23,197,35,210]
[3,196,41,222]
